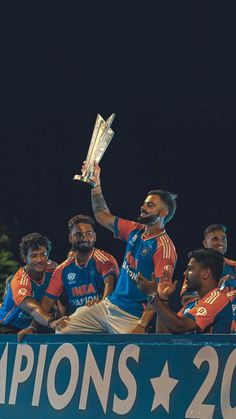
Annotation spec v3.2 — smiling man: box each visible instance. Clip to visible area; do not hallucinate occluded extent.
[0,233,57,333]
[56,162,177,334]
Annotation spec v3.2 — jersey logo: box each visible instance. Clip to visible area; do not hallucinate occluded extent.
[18,288,27,296]
[195,307,207,316]
[141,247,150,256]
[67,273,76,283]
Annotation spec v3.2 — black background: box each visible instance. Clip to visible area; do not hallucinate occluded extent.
[1,2,236,286]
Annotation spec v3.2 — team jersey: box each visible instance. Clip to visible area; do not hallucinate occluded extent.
[178,288,232,333]
[45,249,119,314]
[0,260,57,330]
[220,257,236,333]
[180,257,236,332]
[108,217,177,318]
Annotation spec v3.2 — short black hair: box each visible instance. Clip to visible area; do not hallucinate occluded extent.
[188,248,224,283]
[19,233,52,260]
[68,214,95,232]
[203,224,227,238]
[147,190,177,224]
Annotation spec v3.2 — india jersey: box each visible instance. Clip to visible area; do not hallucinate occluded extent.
[108,217,177,318]
[0,260,57,329]
[45,249,119,314]
[178,288,232,333]
[180,257,236,332]
[220,257,236,333]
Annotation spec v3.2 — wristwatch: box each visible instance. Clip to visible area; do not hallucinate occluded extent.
[147,291,158,304]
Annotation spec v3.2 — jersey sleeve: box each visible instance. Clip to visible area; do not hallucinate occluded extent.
[11,269,33,306]
[113,217,142,242]
[152,237,177,280]
[94,249,119,281]
[182,291,228,332]
[45,265,65,300]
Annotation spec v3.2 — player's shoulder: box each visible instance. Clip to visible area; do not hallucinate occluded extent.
[45,260,59,273]
[93,248,116,264]
[52,257,74,273]
[224,257,236,267]
[202,288,229,305]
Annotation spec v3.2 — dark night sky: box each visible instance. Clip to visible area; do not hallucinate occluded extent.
[1,2,236,283]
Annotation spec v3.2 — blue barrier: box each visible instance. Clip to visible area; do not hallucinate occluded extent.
[0,334,235,419]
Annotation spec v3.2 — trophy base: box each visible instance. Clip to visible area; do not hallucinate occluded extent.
[73,174,95,188]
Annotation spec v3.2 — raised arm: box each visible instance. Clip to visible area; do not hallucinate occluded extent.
[90,162,116,232]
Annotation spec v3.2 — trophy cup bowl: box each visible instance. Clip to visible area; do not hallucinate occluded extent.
[73,113,115,187]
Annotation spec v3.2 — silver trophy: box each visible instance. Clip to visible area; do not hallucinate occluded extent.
[73,113,115,187]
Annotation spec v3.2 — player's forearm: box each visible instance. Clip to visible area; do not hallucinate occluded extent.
[91,186,115,232]
[137,308,156,330]
[20,299,54,328]
[102,277,115,299]
[152,297,195,333]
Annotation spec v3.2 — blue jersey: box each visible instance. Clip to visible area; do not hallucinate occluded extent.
[108,217,177,318]
[45,249,119,314]
[220,257,236,333]
[0,261,57,329]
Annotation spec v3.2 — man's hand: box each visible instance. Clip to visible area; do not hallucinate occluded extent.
[50,316,70,331]
[17,326,37,343]
[86,298,100,307]
[137,272,157,295]
[158,265,177,300]
[82,161,101,187]
[130,324,146,334]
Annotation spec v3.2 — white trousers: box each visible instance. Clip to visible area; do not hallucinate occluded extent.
[59,299,140,334]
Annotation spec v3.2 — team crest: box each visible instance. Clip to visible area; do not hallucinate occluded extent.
[141,247,150,256]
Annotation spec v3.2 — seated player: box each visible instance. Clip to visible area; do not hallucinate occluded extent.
[180,224,236,332]
[0,233,58,333]
[17,215,119,340]
[137,248,232,334]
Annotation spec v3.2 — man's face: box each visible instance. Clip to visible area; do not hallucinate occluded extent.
[70,223,96,253]
[138,194,167,225]
[184,258,204,292]
[203,229,227,255]
[26,246,49,273]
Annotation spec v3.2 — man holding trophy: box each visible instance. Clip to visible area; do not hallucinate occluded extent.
[57,114,178,334]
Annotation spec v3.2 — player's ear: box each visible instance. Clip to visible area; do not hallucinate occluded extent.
[160,209,168,218]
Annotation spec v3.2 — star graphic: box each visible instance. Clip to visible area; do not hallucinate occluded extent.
[150,361,179,413]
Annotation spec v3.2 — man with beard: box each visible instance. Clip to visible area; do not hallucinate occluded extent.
[57,162,177,334]
[137,248,232,334]
[17,215,119,340]
[180,225,236,332]
[0,232,58,334]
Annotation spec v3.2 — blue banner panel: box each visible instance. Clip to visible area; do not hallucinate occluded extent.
[0,334,236,419]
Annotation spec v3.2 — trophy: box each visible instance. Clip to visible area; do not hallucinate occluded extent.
[73,113,115,187]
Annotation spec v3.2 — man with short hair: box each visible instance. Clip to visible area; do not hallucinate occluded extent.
[58,162,177,334]
[137,248,232,334]
[181,224,236,332]
[18,214,119,340]
[0,233,57,333]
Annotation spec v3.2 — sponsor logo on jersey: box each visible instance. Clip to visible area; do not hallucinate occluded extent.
[18,288,27,296]
[195,307,207,316]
